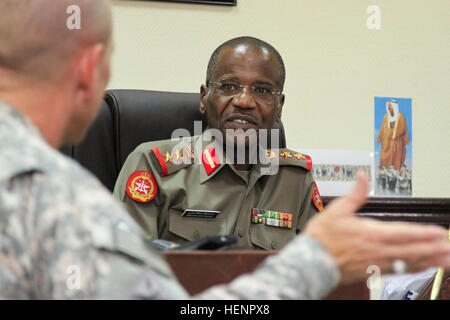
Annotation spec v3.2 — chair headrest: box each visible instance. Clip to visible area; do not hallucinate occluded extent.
[106,89,206,169]
[61,89,287,192]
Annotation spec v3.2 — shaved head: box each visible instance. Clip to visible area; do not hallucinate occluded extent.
[0,0,112,81]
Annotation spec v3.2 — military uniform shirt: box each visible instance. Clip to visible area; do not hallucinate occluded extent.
[0,102,338,299]
[114,134,324,250]
[0,102,186,299]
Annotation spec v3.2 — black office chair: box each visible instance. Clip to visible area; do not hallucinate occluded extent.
[61,89,287,192]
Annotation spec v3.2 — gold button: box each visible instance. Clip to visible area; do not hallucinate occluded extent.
[271,241,278,250]
[193,231,200,240]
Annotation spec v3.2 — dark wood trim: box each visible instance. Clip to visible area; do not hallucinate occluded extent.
[418,271,450,300]
[142,0,237,6]
[165,251,369,299]
[323,197,450,227]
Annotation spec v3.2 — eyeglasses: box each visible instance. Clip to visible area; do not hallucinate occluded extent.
[208,80,282,104]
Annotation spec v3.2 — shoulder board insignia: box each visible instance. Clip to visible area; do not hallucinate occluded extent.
[303,153,312,170]
[150,145,194,177]
[293,152,306,160]
[312,181,324,212]
[202,147,221,176]
[280,151,293,159]
[126,170,158,203]
[183,145,195,159]
[276,149,312,171]
[266,150,276,159]
[152,147,169,176]
[163,151,172,164]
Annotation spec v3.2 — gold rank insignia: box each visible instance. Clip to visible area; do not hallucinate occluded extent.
[280,151,293,159]
[266,150,276,159]
[173,150,183,160]
[183,145,194,159]
[164,151,172,163]
[293,152,306,160]
[251,208,293,229]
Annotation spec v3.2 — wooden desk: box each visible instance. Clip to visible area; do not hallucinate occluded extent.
[165,251,369,299]
[417,271,450,300]
[165,197,449,299]
[324,197,450,228]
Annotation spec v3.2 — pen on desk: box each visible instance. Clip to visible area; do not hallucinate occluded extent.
[430,227,450,300]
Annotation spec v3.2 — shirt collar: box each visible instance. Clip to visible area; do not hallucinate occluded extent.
[197,131,273,184]
[0,101,42,139]
[0,101,47,180]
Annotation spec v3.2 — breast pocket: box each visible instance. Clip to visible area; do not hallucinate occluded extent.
[249,222,296,251]
[168,209,228,241]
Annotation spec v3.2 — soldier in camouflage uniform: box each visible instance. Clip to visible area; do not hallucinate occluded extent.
[0,102,187,299]
[0,101,339,299]
[0,0,338,300]
[114,37,325,250]
[1,0,450,300]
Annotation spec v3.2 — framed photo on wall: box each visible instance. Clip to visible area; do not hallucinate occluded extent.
[293,149,375,197]
[374,97,412,197]
[131,0,237,5]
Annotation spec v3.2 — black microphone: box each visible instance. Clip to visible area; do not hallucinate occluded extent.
[150,235,237,251]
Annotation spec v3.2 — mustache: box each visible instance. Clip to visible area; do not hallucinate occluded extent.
[223,111,259,124]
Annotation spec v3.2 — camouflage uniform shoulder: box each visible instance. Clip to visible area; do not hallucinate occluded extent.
[134,136,197,177]
[266,148,312,171]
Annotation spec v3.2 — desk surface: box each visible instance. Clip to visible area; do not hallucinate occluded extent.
[164,250,370,299]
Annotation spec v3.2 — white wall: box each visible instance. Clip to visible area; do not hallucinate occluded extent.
[109,0,450,197]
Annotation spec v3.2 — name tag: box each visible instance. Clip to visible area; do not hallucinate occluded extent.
[182,209,220,219]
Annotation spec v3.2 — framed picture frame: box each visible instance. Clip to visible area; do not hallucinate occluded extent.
[293,149,375,197]
[374,97,412,197]
[130,0,237,6]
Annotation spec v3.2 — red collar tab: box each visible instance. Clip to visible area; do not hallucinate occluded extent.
[202,148,221,176]
[152,147,168,176]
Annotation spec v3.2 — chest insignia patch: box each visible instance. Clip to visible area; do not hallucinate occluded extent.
[251,208,293,229]
[312,181,324,212]
[126,170,158,203]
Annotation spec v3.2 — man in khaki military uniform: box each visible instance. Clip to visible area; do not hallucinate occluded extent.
[114,37,324,250]
[3,0,450,301]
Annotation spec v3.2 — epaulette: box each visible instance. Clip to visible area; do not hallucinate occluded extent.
[149,138,195,177]
[267,149,312,171]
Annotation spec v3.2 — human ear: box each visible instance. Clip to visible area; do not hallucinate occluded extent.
[199,84,209,115]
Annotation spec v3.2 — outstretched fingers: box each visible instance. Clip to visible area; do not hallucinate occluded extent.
[367,220,448,244]
[324,171,369,217]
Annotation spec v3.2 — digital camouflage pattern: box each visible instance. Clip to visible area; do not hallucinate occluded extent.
[0,102,339,299]
[0,102,187,299]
